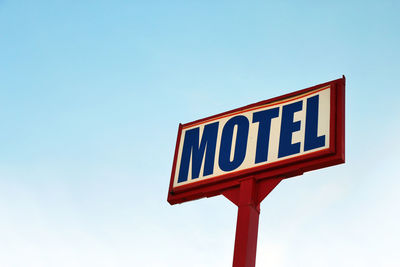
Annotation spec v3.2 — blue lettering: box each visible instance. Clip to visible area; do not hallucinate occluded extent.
[278,101,302,158]
[304,95,325,151]
[219,116,249,171]
[253,107,279,164]
[178,122,219,183]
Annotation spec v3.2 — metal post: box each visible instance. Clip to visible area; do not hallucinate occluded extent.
[223,177,282,267]
[232,178,259,267]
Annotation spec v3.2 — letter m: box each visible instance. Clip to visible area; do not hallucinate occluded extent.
[177,122,219,183]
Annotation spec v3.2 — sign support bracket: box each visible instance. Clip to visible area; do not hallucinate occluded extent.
[223,177,283,267]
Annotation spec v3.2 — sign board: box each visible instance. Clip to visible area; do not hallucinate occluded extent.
[168,77,345,205]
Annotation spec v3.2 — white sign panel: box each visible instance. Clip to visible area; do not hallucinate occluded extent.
[173,86,331,188]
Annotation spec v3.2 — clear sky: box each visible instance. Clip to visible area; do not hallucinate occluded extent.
[1,1,399,266]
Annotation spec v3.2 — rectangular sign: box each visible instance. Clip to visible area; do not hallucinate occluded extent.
[168,77,345,204]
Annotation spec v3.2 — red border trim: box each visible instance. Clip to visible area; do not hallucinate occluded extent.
[168,77,345,205]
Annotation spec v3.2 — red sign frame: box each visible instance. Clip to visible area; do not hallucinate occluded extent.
[168,77,345,205]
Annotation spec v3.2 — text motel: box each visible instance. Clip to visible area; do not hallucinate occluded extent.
[173,87,331,187]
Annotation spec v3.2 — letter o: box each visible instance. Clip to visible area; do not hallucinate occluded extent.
[219,115,249,171]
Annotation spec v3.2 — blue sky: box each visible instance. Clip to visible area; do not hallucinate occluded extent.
[0,1,399,266]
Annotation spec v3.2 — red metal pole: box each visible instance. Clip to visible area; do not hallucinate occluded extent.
[232,178,259,267]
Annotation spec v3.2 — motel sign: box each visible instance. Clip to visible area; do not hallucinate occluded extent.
[176,87,329,186]
[168,77,345,267]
